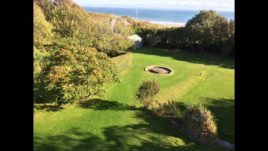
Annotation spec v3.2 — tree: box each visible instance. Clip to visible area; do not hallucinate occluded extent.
[185,10,232,54]
[34,2,54,103]
[136,80,160,109]
[228,20,235,55]
[34,2,53,48]
[36,47,118,104]
[34,46,52,104]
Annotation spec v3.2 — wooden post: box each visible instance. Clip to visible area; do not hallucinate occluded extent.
[110,18,116,33]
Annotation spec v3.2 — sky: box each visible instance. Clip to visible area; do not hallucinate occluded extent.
[73,0,235,12]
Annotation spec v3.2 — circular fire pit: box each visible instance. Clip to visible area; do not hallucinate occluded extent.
[145,65,173,75]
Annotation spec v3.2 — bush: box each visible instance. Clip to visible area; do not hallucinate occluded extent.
[151,100,182,118]
[136,80,160,109]
[183,105,217,144]
[137,28,161,47]
[113,19,135,36]
[96,35,133,57]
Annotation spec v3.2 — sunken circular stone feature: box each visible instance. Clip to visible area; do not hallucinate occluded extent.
[145,65,173,75]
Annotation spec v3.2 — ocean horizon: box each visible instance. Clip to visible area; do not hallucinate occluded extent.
[84,6,234,25]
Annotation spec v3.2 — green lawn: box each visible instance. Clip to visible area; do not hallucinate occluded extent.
[34,47,234,151]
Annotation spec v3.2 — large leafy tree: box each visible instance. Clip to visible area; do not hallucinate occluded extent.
[34,1,119,104]
[34,2,54,103]
[42,47,118,104]
[185,10,233,54]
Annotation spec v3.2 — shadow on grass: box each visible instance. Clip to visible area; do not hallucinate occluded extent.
[131,47,234,69]
[77,98,142,111]
[34,112,227,151]
[104,121,226,151]
[34,99,231,151]
[34,113,225,151]
[34,104,63,112]
[103,123,196,151]
[34,128,105,151]
[34,99,142,112]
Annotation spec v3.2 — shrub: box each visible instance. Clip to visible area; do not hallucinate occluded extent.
[113,19,135,36]
[151,100,182,118]
[137,28,161,47]
[183,105,217,144]
[96,35,133,57]
[136,80,160,109]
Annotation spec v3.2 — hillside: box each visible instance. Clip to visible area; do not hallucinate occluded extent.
[34,0,234,151]
[34,48,234,151]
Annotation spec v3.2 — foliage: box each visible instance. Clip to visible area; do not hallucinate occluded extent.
[48,1,96,38]
[34,2,53,48]
[150,100,182,118]
[113,18,135,36]
[137,28,161,47]
[227,20,235,56]
[183,105,217,144]
[111,53,132,73]
[34,46,52,103]
[35,0,54,18]
[35,48,234,151]
[95,35,133,57]
[54,0,73,5]
[136,10,234,56]
[136,80,160,109]
[39,47,118,104]
[185,10,233,54]
[34,2,54,103]
[34,0,138,104]
[41,2,133,56]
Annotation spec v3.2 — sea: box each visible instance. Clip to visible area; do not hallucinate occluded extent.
[84,7,234,26]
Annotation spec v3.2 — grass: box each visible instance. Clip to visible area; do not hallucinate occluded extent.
[34,47,234,151]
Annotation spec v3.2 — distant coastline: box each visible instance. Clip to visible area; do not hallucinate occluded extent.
[148,21,185,27]
[84,7,234,26]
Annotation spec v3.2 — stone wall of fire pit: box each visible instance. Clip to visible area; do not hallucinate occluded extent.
[145,65,173,75]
